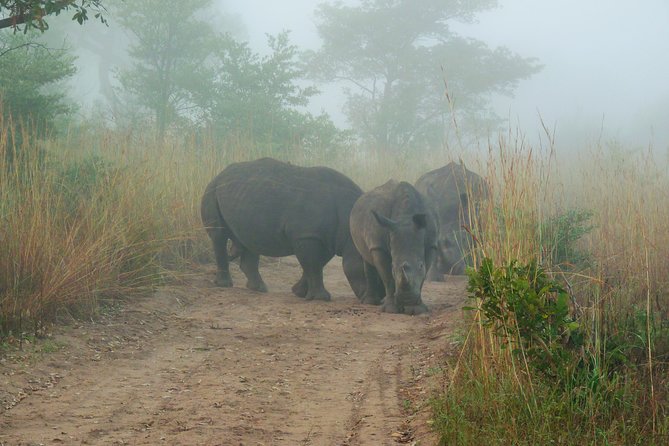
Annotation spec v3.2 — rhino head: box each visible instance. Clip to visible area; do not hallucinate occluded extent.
[372,210,429,315]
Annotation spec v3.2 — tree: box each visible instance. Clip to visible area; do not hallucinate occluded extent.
[307,0,542,152]
[203,32,339,150]
[114,0,225,138]
[0,30,76,134]
[0,0,106,31]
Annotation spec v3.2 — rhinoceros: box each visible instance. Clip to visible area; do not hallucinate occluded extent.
[200,157,366,301]
[349,180,438,315]
[414,161,488,280]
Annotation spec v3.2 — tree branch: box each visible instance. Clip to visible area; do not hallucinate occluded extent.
[332,74,375,95]
[0,41,37,57]
[0,13,28,30]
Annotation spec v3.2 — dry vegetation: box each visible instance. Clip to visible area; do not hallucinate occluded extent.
[1,119,668,444]
[432,132,669,444]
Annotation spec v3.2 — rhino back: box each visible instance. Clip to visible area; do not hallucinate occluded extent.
[211,158,361,257]
[415,162,486,227]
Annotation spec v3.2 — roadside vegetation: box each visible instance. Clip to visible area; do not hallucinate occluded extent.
[429,137,669,444]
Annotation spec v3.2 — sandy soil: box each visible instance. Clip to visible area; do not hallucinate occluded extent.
[0,257,467,446]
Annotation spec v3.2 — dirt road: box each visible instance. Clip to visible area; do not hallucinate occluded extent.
[1,257,467,445]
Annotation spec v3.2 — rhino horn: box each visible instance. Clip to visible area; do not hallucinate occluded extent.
[400,261,410,285]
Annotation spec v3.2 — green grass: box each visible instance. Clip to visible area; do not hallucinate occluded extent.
[430,360,668,445]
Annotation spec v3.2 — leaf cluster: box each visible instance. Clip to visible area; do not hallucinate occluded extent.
[467,257,580,378]
[0,0,107,31]
[0,30,76,141]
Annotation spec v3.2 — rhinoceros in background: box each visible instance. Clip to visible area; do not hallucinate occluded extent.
[200,157,366,301]
[414,161,488,280]
[349,180,438,315]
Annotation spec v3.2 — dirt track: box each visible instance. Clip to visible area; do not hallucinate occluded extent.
[1,257,467,445]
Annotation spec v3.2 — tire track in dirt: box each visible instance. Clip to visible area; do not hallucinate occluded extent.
[1,257,467,445]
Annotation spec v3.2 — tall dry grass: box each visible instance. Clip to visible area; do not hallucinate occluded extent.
[433,130,669,444]
[0,120,457,336]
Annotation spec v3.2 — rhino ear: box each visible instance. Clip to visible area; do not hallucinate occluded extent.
[372,210,398,230]
[413,213,427,229]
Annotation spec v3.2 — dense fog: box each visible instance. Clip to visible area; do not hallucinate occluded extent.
[33,0,669,153]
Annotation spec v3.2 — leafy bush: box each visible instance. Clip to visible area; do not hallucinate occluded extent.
[467,257,581,379]
[432,258,669,444]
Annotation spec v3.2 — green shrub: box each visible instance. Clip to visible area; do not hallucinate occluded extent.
[466,257,581,379]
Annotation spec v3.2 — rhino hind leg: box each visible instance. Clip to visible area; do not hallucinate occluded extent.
[239,249,268,292]
[291,274,308,298]
[206,227,233,287]
[201,192,234,287]
[293,238,332,301]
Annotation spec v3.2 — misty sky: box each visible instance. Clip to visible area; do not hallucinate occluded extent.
[228,0,669,151]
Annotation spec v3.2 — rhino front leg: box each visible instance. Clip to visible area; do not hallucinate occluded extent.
[239,249,268,292]
[294,238,332,301]
[360,261,384,305]
[370,250,398,313]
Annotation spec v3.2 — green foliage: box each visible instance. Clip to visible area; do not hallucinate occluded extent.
[115,0,221,138]
[0,30,76,139]
[467,258,580,378]
[307,0,542,151]
[604,305,669,368]
[205,31,345,152]
[454,257,669,444]
[540,208,594,268]
[114,1,342,150]
[0,0,107,31]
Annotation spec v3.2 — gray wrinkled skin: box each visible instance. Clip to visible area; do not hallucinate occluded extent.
[201,158,366,301]
[349,180,438,315]
[414,162,488,281]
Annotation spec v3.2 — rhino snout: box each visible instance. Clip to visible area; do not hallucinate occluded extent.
[395,260,425,297]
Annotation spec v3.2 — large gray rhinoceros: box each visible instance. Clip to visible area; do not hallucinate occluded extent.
[200,157,366,301]
[349,180,438,315]
[414,161,488,280]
